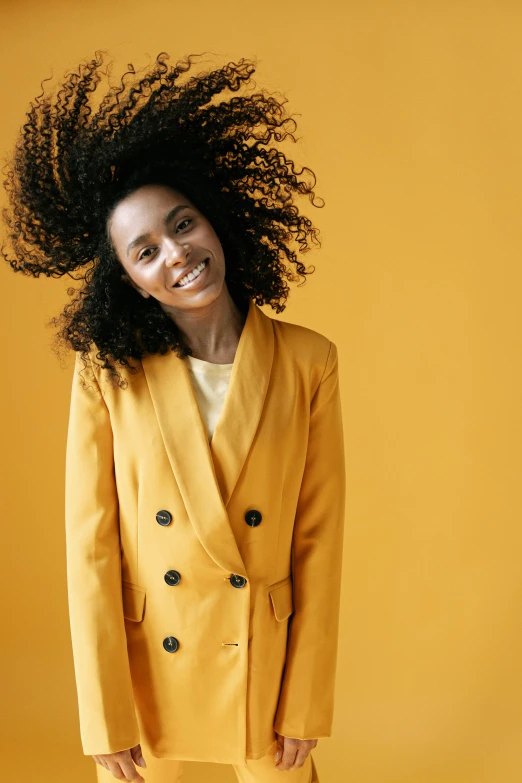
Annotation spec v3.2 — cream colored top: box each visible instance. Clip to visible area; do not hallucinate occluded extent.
[185,354,234,441]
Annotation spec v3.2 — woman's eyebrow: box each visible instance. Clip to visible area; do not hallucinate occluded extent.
[126,204,191,257]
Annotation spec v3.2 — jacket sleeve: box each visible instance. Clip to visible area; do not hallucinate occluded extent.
[274,340,346,740]
[65,351,140,755]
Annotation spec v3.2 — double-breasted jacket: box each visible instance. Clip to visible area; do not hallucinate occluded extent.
[65,297,346,764]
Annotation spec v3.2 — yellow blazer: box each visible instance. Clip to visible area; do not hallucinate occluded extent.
[65,297,346,765]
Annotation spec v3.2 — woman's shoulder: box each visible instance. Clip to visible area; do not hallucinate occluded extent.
[269,311,336,375]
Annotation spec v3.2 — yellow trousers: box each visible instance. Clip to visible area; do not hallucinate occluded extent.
[95,740,320,783]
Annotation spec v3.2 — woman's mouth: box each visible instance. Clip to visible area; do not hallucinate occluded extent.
[174,258,210,289]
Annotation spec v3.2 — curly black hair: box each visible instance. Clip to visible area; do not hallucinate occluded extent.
[1,50,324,389]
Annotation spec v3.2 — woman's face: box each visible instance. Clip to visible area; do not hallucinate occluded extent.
[107,183,227,314]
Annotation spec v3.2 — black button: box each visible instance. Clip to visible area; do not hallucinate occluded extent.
[230,574,247,588]
[245,509,262,527]
[164,570,181,586]
[163,636,179,652]
[156,510,172,526]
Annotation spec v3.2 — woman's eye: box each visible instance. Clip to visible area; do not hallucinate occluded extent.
[136,219,192,260]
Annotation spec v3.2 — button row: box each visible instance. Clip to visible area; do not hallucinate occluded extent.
[156,509,263,527]
[163,570,249,589]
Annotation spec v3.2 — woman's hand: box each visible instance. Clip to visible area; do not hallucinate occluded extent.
[274,731,318,771]
[92,744,147,781]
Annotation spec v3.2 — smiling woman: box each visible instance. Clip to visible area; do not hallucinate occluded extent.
[0,49,344,783]
[106,183,242,361]
[1,50,324,388]
[108,185,226,308]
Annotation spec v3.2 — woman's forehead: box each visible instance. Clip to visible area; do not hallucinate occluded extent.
[108,185,194,241]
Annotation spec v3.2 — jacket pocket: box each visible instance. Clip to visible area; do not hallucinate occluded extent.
[122,581,146,622]
[268,576,294,622]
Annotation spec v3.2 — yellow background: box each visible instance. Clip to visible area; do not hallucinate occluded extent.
[1,1,521,781]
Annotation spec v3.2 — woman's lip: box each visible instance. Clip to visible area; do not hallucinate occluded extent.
[173,258,210,289]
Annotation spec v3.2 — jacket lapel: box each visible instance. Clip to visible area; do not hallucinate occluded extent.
[141,298,275,576]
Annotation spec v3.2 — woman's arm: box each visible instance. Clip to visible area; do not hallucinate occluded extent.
[65,352,139,755]
[274,340,346,740]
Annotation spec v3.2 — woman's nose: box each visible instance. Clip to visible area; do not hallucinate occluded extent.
[164,239,189,266]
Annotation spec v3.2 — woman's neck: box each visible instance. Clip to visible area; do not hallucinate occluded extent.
[169,289,248,364]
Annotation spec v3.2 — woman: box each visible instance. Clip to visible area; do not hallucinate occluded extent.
[2,51,346,783]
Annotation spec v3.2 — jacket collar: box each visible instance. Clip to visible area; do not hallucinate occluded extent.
[141,298,274,576]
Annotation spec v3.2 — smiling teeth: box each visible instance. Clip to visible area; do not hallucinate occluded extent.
[177,259,208,287]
